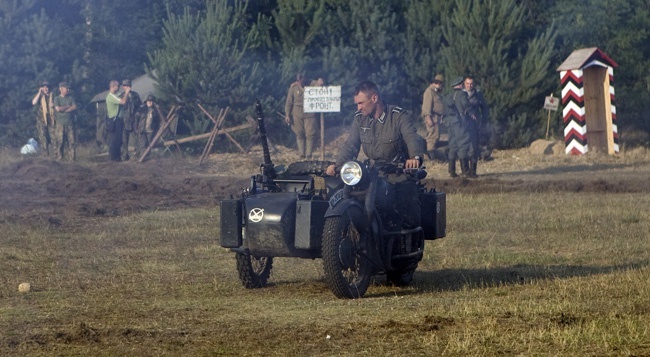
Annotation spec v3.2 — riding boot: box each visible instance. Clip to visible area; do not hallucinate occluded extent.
[460,159,469,177]
[448,160,458,178]
[468,160,478,178]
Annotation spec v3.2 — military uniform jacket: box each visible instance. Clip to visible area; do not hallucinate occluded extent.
[336,105,423,167]
[122,91,142,131]
[443,89,469,125]
[52,95,77,125]
[465,89,489,123]
[284,82,315,120]
[421,84,445,119]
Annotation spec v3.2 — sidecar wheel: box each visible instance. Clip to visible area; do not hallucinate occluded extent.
[236,253,273,289]
[322,207,372,299]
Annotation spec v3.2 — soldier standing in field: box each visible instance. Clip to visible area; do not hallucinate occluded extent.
[50,82,78,161]
[444,77,471,178]
[137,94,161,159]
[284,73,317,160]
[31,81,53,157]
[421,74,445,159]
[120,79,142,161]
[463,76,490,177]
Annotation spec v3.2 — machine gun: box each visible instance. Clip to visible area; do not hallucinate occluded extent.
[254,100,276,182]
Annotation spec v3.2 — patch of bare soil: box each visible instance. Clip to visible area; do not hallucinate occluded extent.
[1,141,649,228]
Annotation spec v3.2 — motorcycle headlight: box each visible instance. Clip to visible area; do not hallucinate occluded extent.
[340,161,363,186]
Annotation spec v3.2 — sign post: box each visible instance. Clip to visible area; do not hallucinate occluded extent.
[304,86,342,160]
[543,94,559,139]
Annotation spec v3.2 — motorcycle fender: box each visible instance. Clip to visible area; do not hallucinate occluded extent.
[324,199,368,229]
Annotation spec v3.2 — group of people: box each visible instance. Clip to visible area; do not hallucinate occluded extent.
[284,73,489,178]
[32,81,78,161]
[421,75,489,178]
[104,79,160,162]
[32,79,161,163]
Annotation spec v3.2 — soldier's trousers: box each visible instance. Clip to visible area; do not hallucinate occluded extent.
[424,116,440,151]
[122,130,139,161]
[51,121,76,161]
[36,118,50,156]
[466,119,480,160]
[446,119,471,161]
[290,113,317,158]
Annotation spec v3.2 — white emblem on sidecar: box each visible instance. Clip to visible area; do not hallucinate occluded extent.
[249,208,264,222]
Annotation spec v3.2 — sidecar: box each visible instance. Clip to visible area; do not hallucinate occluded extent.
[220,167,341,259]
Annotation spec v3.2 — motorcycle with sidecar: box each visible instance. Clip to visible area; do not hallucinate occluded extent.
[219,101,446,298]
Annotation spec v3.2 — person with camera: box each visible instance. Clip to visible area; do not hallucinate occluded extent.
[31,81,54,157]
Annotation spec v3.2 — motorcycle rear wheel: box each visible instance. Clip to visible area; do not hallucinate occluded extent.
[322,206,372,299]
[236,253,273,288]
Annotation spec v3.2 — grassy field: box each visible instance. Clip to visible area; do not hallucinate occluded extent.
[2,190,649,356]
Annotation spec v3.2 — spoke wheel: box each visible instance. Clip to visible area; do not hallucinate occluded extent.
[322,207,372,299]
[236,253,273,289]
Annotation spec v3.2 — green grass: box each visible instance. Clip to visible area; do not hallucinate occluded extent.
[2,194,650,356]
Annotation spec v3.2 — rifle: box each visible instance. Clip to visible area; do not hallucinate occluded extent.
[255,100,276,180]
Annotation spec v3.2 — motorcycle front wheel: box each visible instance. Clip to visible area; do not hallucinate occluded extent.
[236,253,273,288]
[322,206,372,299]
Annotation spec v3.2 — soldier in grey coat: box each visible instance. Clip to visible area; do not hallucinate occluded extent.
[444,77,471,177]
[326,81,424,227]
[464,76,489,178]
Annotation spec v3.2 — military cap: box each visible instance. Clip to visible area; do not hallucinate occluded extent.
[145,94,156,102]
[39,81,50,87]
[433,74,445,83]
[58,82,70,88]
[450,77,464,87]
[121,79,132,86]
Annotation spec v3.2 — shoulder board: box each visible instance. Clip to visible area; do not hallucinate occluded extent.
[391,106,404,114]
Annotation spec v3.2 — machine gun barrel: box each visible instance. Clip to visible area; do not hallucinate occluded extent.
[255,100,275,179]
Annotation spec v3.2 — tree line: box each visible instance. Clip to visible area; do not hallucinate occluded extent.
[1,0,648,149]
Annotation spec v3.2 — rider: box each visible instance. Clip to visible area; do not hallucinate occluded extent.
[325,81,425,228]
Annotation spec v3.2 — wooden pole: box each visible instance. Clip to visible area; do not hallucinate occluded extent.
[320,112,325,161]
[154,103,183,156]
[199,108,229,165]
[196,104,246,153]
[138,106,178,162]
[545,93,553,140]
[161,122,251,146]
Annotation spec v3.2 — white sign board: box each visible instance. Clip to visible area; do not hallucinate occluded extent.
[543,96,559,111]
[304,86,341,113]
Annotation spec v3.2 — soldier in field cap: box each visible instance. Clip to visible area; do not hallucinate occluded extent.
[120,78,142,161]
[31,80,53,156]
[421,74,446,157]
[443,76,471,177]
[50,81,78,161]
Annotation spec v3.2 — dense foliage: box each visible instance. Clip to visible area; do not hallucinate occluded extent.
[1,0,648,148]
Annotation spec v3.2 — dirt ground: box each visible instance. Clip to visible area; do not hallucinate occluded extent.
[1,139,650,229]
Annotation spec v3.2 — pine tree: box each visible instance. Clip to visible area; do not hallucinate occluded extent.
[441,0,557,148]
[0,1,62,146]
[147,0,264,136]
[402,0,452,111]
